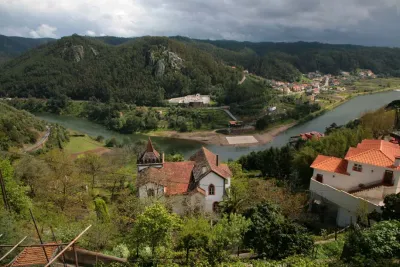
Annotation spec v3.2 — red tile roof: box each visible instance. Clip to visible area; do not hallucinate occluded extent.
[345,139,400,168]
[9,244,59,266]
[311,155,349,175]
[138,161,195,195]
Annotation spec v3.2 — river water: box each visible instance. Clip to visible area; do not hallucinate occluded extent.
[36,91,400,161]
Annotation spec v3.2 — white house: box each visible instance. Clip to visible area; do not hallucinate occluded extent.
[168,94,211,106]
[136,138,231,214]
[309,139,400,226]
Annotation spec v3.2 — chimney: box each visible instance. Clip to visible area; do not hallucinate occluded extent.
[395,156,400,167]
[216,155,219,166]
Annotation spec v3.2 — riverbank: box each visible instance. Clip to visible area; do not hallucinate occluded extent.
[148,122,297,146]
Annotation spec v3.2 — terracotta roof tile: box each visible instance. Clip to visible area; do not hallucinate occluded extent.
[138,161,195,195]
[10,244,59,266]
[345,139,400,168]
[311,155,349,175]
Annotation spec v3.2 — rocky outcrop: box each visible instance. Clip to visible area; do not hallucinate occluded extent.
[155,59,166,77]
[146,46,185,77]
[163,51,184,70]
[62,43,85,62]
[90,46,99,56]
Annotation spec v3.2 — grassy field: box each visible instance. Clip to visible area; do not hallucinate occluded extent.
[350,77,400,92]
[64,135,104,154]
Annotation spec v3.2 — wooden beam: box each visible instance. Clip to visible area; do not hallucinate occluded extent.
[0,243,70,248]
[44,225,91,267]
[0,236,27,262]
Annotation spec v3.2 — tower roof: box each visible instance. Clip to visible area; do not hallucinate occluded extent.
[138,137,161,164]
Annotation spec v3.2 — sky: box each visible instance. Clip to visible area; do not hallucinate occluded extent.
[1,0,400,46]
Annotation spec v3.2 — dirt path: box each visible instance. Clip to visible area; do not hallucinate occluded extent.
[148,122,296,147]
[24,126,51,152]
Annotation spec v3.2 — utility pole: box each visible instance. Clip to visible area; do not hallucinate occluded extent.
[0,170,10,211]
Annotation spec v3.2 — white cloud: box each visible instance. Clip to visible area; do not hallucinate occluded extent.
[0,0,400,45]
[29,24,58,38]
[86,30,96,36]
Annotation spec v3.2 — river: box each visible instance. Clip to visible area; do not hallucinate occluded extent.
[36,91,400,161]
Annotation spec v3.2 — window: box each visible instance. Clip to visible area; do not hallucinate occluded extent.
[213,202,219,212]
[147,189,155,197]
[316,174,323,183]
[208,184,215,195]
[353,164,363,172]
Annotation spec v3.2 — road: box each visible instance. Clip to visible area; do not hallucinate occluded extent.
[223,109,238,121]
[238,74,246,85]
[324,76,329,87]
[24,126,51,152]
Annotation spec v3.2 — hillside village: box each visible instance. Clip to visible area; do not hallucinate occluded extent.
[269,69,376,95]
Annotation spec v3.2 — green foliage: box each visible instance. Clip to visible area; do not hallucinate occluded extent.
[381,193,400,221]
[165,153,184,162]
[207,213,252,265]
[244,202,313,260]
[178,216,211,264]
[0,35,240,104]
[239,145,294,180]
[0,102,46,149]
[0,159,31,215]
[341,221,400,263]
[190,38,400,79]
[94,197,110,223]
[129,203,182,257]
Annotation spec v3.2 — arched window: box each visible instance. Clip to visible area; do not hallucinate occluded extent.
[147,189,155,197]
[213,202,219,212]
[208,184,215,195]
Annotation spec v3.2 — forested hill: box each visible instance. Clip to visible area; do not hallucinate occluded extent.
[0,101,46,150]
[2,34,400,104]
[174,37,400,81]
[0,35,241,104]
[0,35,54,64]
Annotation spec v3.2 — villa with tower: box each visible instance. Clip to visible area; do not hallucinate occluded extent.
[136,138,232,214]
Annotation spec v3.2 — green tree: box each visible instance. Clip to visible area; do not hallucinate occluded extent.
[341,221,400,263]
[381,193,400,221]
[165,153,185,162]
[178,216,212,265]
[244,202,313,259]
[76,153,106,189]
[207,213,251,265]
[94,197,110,223]
[129,203,182,257]
[0,159,31,215]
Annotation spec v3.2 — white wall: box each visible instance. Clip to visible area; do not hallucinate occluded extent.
[138,183,165,198]
[199,172,226,212]
[313,163,400,192]
[168,193,206,215]
[137,163,163,172]
[310,179,382,226]
[310,179,381,213]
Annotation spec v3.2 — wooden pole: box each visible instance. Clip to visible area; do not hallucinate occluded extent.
[0,243,70,248]
[73,244,78,267]
[0,170,10,211]
[29,209,50,264]
[44,225,91,267]
[0,236,27,262]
